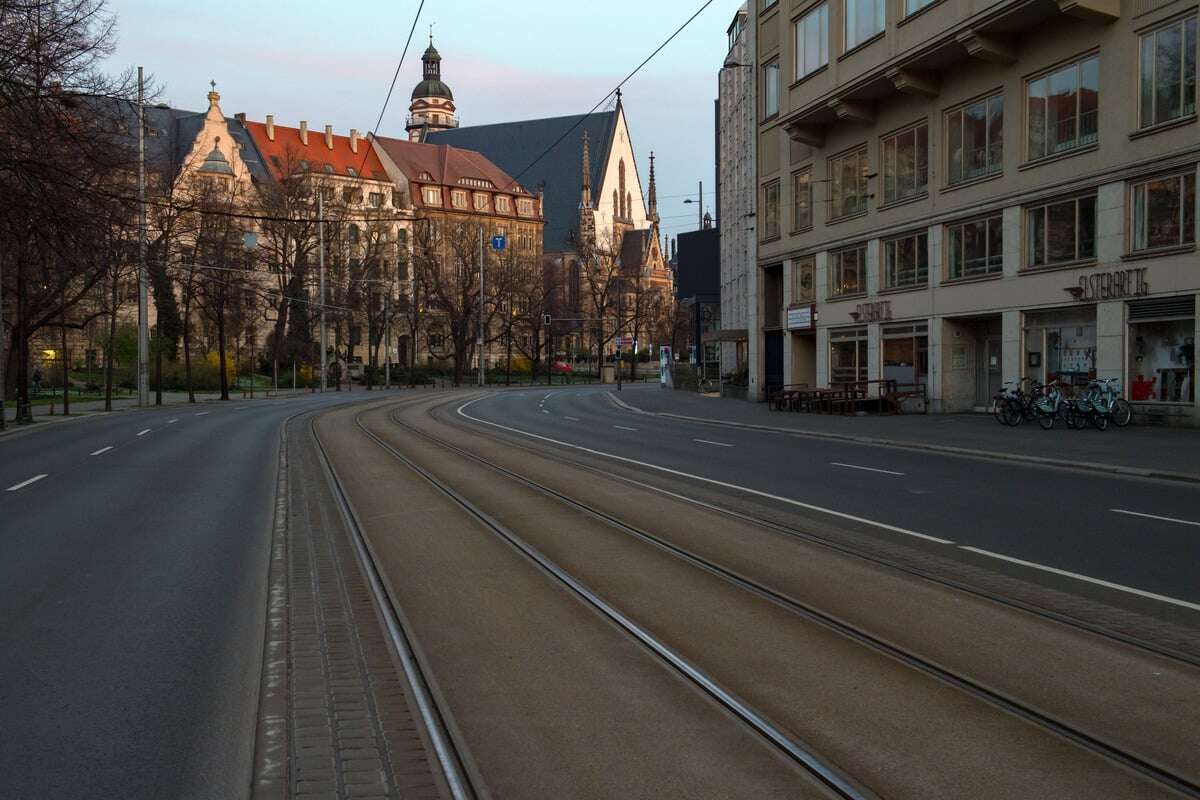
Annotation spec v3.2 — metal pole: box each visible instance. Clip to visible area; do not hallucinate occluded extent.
[318,192,327,392]
[698,180,703,229]
[384,293,391,389]
[617,280,623,392]
[137,66,149,407]
[0,251,6,430]
[477,227,485,388]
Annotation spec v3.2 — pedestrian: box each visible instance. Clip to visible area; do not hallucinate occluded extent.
[32,366,43,396]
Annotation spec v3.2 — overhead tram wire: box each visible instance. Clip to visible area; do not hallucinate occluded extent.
[355,0,427,177]
[501,0,716,194]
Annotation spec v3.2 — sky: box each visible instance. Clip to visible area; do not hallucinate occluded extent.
[103,0,744,241]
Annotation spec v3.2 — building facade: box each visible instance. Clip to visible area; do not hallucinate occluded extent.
[756,0,1198,423]
[718,4,760,397]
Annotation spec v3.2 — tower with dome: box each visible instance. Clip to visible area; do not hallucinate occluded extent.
[406,37,457,142]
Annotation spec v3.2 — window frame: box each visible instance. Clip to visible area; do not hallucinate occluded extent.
[882,230,929,290]
[829,243,867,298]
[763,59,781,119]
[880,121,929,206]
[1138,14,1198,129]
[1024,52,1100,162]
[791,168,813,232]
[1024,192,1098,269]
[762,179,782,241]
[844,0,885,52]
[794,3,829,82]
[946,215,1004,280]
[792,256,816,303]
[828,145,870,221]
[945,92,1004,186]
[1129,170,1197,253]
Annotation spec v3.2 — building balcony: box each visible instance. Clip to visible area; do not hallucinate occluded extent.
[777,0,1119,147]
[405,115,459,130]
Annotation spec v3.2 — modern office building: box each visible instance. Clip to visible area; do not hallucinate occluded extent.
[755,0,1197,423]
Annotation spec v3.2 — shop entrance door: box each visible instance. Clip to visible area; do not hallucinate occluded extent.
[976,336,1002,406]
[764,332,784,394]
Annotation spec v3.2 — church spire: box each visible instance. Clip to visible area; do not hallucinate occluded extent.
[581,132,592,208]
[648,151,659,224]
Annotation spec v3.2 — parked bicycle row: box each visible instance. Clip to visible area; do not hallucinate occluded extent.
[993,378,1133,431]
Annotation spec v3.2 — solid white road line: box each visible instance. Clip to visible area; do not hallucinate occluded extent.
[832,462,905,477]
[960,546,1200,613]
[458,399,953,545]
[694,439,734,448]
[614,425,639,432]
[6,474,48,492]
[90,446,113,456]
[1111,509,1200,528]
[137,429,151,437]
[565,416,581,422]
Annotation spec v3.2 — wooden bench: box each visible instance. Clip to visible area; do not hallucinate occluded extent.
[882,382,928,414]
[769,383,810,411]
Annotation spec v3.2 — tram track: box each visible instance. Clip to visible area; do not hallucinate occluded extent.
[382,400,1200,799]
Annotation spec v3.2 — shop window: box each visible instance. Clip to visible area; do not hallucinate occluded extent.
[947,94,1003,185]
[881,123,928,204]
[763,60,780,118]
[794,4,829,80]
[1139,15,1197,129]
[1024,309,1097,386]
[845,0,884,50]
[792,170,812,232]
[830,244,866,297]
[1026,54,1099,160]
[792,257,816,303]
[1131,171,1196,252]
[883,232,928,289]
[1129,297,1195,402]
[947,216,1002,279]
[762,180,781,240]
[882,322,929,386]
[830,327,869,385]
[829,146,869,220]
[1026,194,1096,268]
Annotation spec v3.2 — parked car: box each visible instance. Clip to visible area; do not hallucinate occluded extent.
[551,361,572,374]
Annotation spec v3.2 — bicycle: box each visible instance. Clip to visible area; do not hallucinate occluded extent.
[1035,380,1074,430]
[1091,377,1133,427]
[994,378,1043,427]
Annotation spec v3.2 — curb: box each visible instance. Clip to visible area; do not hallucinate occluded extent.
[605,391,1200,486]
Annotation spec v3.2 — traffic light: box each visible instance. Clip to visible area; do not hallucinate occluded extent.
[543,314,552,326]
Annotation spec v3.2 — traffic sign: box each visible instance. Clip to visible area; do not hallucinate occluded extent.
[614,335,635,348]
[490,234,506,251]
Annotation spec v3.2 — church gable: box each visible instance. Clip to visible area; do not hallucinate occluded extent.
[594,100,647,246]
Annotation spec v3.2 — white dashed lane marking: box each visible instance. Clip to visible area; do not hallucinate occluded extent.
[90,447,113,456]
[6,475,48,492]
[614,425,639,432]
[694,439,734,448]
[1112,509,1200,528]
[832,462,905,476]
[137,429,151,437]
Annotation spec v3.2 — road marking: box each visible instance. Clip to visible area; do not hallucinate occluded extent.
[1112,509,1200,528]
[541,410,550,415]
[90,446,113,456]
[137,429,151,437]
[195,411,210,416]
[565,416,581,422]
[542,393,552,401]
[167,418,179,425]
[694,439,733,448]
[6,474,48,492]
[960,546,1200,613]
[614,425,639,432]
[459,399,954,545]
[832,462,905,476]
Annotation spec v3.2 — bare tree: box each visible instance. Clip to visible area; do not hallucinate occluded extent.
[575,234,622,379]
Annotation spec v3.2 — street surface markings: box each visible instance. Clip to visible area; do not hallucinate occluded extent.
[832,462,905,476]
[137,429,151,437]
[167,418,179,424]
[565,416,581,422]
[459,399,954,546]
[6,474,48,492]
[195,411,210,416]
[1111,509,1200,528]
[614,425,639,431]
[541,410,550,415]
[694,439,733,448]
[960,546,1200,613]
[90,446,113,456]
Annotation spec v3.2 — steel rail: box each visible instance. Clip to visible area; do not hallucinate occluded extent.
[392,398,1200,800]
[353,405,877,800]
[308,402,479,800]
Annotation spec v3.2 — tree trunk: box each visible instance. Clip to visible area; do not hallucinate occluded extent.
[104,271,117,412]
[15,266,30,422]
[61,314,69,416]
[182,306,194,403]
[154,339,162,405]
[217,312,229,401]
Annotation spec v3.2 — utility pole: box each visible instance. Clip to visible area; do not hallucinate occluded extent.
[697,180,703,228]
[137,66,149,407]
[0,249,6,430]
[617,277,624,392]
[477,226,485,388]
[318,191,327,392]
[384,291,391,389]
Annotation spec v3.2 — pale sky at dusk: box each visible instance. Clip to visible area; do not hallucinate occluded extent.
[104,0,744,239]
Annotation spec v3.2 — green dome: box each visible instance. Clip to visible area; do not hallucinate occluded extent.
[411,79,453,101]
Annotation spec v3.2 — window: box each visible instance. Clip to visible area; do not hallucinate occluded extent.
[320,186,335,203]
[947,216,1003,279]
[1140,16,1198,128]
[883,322,929,387]
[793,257,815,303]
[346,167,358,177]
[1131,171,1196,252]
[883,232,928,289]
[792,170,812,231]
[1026,194,1097,267]
[830,327,869,384]
[763,180,781,239]
[881,123,928,204]
[1026,54,1099,160]
[904,0,935,16]
[517,198,534,215]
[829,147,869,219]
[496,196,511,213]
[392,192,403,207]
[794,5,829,80]
[423,187,442,205]
[1129,297,1196,402]
[845,0,884,51]
[763,0,778,9]
[763,60,780,118]
[323,163,334,174]
[451,190,468,209]
[299,160,310,172]
[368,192,383,208]
[348,224,360,244]
[947,94,1003,184]
[830,244,866,297]
[473,193,489,211]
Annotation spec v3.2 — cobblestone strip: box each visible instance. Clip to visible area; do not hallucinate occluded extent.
[252,415,444,800]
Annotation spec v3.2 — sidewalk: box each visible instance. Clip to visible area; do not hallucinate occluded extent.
[0,388,316,429]
[613,385,1200,483]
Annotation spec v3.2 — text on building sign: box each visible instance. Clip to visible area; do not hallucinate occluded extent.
[854,301,893,322]
[1073,268,1149,302]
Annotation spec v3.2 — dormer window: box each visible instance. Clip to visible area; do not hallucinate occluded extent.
[323,164,334,174]
[423,187,442,205]
[451,190,468,208]
[299,160,310,172]
[473,193,489,211]
[347,166,358,177]
[517,198,534,216]
[496,195,511,213]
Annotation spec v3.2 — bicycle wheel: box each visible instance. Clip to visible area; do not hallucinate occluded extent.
[1092,410,1109,431]
[992,396,1009,425]
[1037,407,1056,430]
[1111,398,1133,427]
[1001,399,1023,427]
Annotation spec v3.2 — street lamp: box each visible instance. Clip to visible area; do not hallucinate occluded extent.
[682,180,704,229]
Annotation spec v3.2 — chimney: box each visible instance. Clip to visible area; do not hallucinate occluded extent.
[349,129,359,154]
[324,124,333,150]
[299,120,308,146]
[265,114,275,141]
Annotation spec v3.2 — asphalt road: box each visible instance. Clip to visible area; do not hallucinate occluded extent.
[459,386,1200,615]
[0,389,392,800]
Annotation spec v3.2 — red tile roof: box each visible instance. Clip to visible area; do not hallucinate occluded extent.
[242,120,388,181]
[373,136,533,199]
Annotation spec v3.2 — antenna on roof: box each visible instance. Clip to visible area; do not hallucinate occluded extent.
[429,23,435,43]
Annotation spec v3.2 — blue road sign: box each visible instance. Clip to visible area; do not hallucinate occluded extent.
[491,234,506,251]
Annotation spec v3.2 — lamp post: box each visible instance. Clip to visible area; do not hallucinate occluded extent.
[318,191,327,392]
[682,180,704,229]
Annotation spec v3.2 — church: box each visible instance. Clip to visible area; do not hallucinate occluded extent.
[409,39,674,358]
